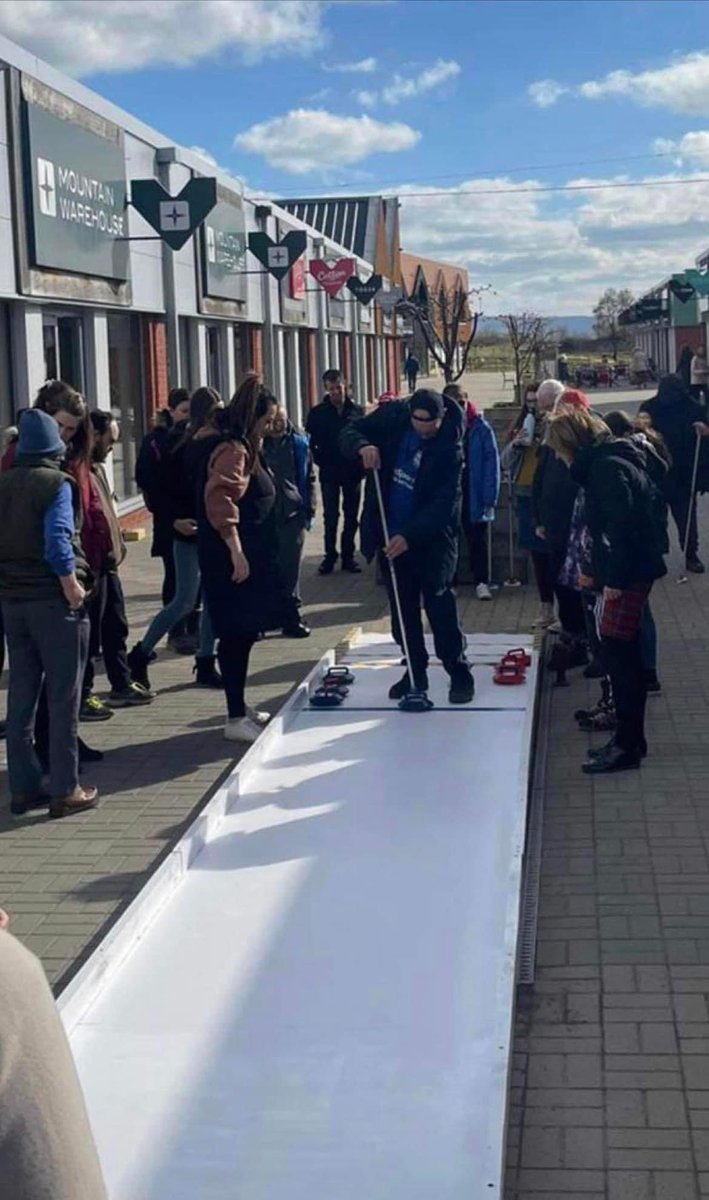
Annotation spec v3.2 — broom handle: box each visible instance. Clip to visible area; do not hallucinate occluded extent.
[507,475,515,578]
[682,430,702,562]
[373,467,416,683]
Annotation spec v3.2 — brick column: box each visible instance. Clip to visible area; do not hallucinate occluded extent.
[143,318,169,420]
[250,326,264,377]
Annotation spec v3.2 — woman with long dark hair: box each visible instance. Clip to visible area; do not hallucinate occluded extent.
[127,387,222,691]
[198,373,295,743]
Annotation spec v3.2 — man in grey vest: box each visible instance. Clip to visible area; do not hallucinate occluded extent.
[0,410,98,818]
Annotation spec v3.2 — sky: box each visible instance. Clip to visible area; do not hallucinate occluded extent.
[3,0,709,314]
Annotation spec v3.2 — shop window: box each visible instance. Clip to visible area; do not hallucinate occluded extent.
[42,315,85,392]
[207,325,222,394]
[107,313,145,503]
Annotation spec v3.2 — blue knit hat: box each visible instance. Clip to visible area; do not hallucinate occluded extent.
[17,409,65,458]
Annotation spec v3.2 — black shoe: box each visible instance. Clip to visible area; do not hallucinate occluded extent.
[282,621,311,639]
[341,559,362,574]
[193,655,223,688]
[389,670,429,700]
[587,736,647,760]
[582,744,641,774]
[645,670,662,694]
[686,557,705,574]
[318,556,337,575]
[127,643,152,690]
[448,664,475,705]
[11,789,51,817]
[78,738,104,764]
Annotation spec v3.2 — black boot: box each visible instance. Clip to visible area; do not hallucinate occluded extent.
[448,663,475,704]
[389,670,429,700]
[127,643,152,691]
[193,655,223,688]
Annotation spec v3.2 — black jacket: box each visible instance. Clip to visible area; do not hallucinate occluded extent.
[531,443,579,554]
[305,397,364,484]
[340,400,464,589]
[570,438,668,590]
[639,376,709,489]
[135,415,186,557]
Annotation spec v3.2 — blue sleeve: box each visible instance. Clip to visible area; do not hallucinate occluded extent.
[483,425,501,508]
[43,481,76,577]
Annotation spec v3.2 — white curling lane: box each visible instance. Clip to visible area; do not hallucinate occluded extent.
[63,633,537,1200]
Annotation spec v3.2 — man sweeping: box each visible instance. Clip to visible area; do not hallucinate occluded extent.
[341,389,475,704]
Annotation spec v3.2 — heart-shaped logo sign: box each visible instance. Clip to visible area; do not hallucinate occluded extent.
[346,274,382,306]
[130,177,217,251]
[309,258,356,297]
[378,285,404,315]
[248,231,307,280]
[669,276,696,304]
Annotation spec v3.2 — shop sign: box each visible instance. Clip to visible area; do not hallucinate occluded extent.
[202,199,247,301]
[23,99,129,280]
[309,257,355,298]
[131,177,217,251]
[378,285,404,315]
[347,273,382,306]
[248,231,307,280]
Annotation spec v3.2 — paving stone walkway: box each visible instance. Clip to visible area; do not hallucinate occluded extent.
[2,497,709,1199]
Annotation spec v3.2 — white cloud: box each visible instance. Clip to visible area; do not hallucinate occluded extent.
[0,0,325,76]
[529,52,709,117]
[528,79,568,108]
[653,131,709,168]
[396,170,709,312]
[323,56,377,74]
[382,58,461,105]
[234,108,419,173]
[355,89,378,107]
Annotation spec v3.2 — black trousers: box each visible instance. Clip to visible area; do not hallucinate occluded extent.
[464,521,488,585]
[218,633,257,719]
[602,632,647,753]
[665,475,698,561]
[321,478,361,562]
[83,571,131,697]
[380,551,466,685]
[531,551,555,604]
[550,548,586,636]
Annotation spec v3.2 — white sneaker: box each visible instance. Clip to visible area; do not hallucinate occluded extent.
[547,619,563,634]
[247,706,271,727]
[224,716,262,744]
[475,582,493,601]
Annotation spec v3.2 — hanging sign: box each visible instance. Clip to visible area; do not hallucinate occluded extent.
[248,230,307,280]
[669,276,696,304]
[684,269,709,298]
[378,285,404,315]
[346,273,382,306]
[130,177,217,251]
[309,257,356,297]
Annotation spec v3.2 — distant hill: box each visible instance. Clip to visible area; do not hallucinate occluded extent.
[481,315,595,336]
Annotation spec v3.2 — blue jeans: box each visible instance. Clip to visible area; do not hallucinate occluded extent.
[142,539,215,657]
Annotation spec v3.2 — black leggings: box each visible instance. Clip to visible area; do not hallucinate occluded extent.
[531,551,555,604]
[218,634,257,719]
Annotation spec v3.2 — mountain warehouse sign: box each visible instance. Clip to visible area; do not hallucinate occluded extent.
[23,97,129,280]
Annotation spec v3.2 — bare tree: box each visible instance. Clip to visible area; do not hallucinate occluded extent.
[498,312,556,400]
[396,284,490,383]
[593,288,634,360]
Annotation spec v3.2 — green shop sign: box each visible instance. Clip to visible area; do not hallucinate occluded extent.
[23,99,129,281]
[202,199,247,302]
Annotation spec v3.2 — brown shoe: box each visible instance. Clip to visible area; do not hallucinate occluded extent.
[49,786,99,819]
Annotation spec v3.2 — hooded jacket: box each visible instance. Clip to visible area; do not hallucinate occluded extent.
[339,399,463,589]
[639,375,708,487]
[464,412,500,523]
[570,437,668,590]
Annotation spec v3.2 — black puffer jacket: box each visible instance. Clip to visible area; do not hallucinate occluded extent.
[570,437,668,590]
[340,399,463,589]
[531,443,579,554]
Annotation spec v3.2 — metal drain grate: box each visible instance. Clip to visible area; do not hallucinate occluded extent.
[516,634,552,984]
